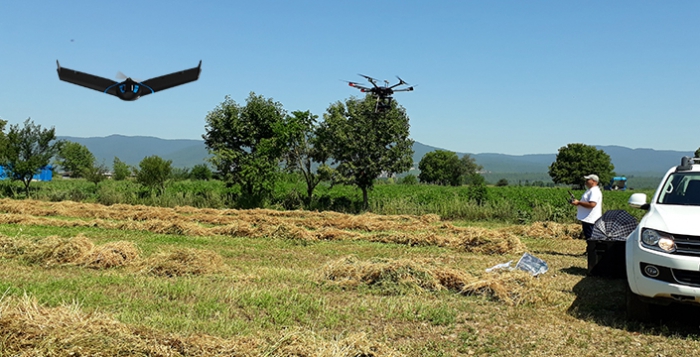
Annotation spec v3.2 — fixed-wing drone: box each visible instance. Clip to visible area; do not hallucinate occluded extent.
[347,74,414,112]
[56,60,201,101]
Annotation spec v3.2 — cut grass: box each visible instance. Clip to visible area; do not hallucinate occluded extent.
[0,200,698,355]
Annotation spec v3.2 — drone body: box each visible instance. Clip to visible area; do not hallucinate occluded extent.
[56,60,202,101]
[347,74,414,112]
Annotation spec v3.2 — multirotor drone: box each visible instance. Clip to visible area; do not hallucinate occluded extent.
[346,74,414,112]
[56,60,201,101]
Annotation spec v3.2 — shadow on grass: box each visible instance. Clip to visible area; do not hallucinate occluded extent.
[568,274,700,336]
[560,266,587,277]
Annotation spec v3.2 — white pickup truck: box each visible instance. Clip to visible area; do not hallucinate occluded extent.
[626,156,700,320]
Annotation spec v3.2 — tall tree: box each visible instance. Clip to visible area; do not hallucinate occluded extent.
[135,155,172,195]
[82,163,108,187]
[459,154,483,184]
[282,110,331,202]
[694,147,700,158]
[548,143,615,187]
[112,157,131,181]
[0,119,62,197]
[0,119,7,155]
[418,150,462,186]
[190,164,213,181]
[55,141,95,177]
[316,95,413,208]
[203,93,287,206]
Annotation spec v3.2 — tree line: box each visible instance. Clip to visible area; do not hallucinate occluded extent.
[1,94,638,208]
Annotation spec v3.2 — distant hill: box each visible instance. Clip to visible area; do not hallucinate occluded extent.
[415,142,691,176]
[57,135,209,168]
[58,135,692,179]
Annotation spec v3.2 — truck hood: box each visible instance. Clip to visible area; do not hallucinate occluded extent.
[643,204,700,236]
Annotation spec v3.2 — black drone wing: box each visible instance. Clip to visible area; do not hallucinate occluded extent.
[139,61,202,97]
[56,60,118,94]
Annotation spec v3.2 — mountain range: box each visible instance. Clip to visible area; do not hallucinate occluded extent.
[57,135,693,178]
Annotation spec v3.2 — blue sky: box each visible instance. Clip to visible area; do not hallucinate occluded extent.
[1,1,699,155]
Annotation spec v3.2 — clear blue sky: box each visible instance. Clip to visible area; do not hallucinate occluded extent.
[2,1,699,155]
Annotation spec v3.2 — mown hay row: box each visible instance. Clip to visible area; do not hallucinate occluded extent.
[499,221,581,240]
[0,234,139,269]
[321,256,558,306]
[322,256,461,292]
[0,294,404,357]
[0,212,526,255]
[135,248,229,277]
[0,234,228,276]
[0,199,440,234]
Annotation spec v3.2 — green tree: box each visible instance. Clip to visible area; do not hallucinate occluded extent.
[695,147,700,158]
[82,163,108,187]
[548,143,615,187]
[0,119,7,156]
[460,154,483,184]
[135,155,172,195]
[203,93,287,206]
[467,173,488,205]
[496,178,509,187]
[0,119,62,197]
[55,141,95,177]
[316,95,414,208]
[170,167,190,181]
[418,150,462,186]
[190,164,213,181]
[398,174,418,185]
[112,157,131,181]
[282,110,331,202]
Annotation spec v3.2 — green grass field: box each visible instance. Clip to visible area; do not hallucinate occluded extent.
[0,199,698,356]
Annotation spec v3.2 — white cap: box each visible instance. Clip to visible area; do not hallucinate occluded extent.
[584,174,599,183]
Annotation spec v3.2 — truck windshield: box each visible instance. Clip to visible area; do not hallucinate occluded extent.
[657,172,700,205]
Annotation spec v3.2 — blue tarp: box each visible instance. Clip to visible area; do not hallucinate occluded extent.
[0,165,53,181]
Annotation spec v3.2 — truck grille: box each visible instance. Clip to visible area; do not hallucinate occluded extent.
[672,269,700,287]
[673,234,700,257]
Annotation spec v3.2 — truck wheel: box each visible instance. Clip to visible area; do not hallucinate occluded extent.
[626,287,652,321]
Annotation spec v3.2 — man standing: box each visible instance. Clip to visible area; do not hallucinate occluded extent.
[571,174,603,239]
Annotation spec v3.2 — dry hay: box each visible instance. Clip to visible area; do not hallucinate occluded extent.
[0,234,32,257]
[0,294,260,357]
[0,199,530,255]
[0,233,139,269]
[0,294,403,357]
[262,327,405,357]
[321,255,475,293]
[83,241,140,269]
[138,248,228,277]
[210,223,255,237]
[258,222,317,242]
[311,227,361,241]
[365,231,459,247]
[27,234,95,266]
[460,270,561,306]
[500,221,581,240]
[454,227,526,255]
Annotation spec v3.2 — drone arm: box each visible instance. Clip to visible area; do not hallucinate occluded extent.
[140,61,202,95]
[56,60,118,93]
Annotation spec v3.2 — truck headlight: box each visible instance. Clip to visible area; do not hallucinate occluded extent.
[641,228,676,253]
[642,229,660,245]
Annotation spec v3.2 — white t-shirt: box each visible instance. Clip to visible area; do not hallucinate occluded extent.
[577,185,602,223]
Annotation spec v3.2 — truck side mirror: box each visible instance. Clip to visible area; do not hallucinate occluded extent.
[629,193,649,210]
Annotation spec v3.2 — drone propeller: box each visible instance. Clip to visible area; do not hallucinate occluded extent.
[396,76,408,85]
[358,73,379,86]
[116,71,142,82]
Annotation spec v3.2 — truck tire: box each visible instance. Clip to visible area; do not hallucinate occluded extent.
[626,287,652,321]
